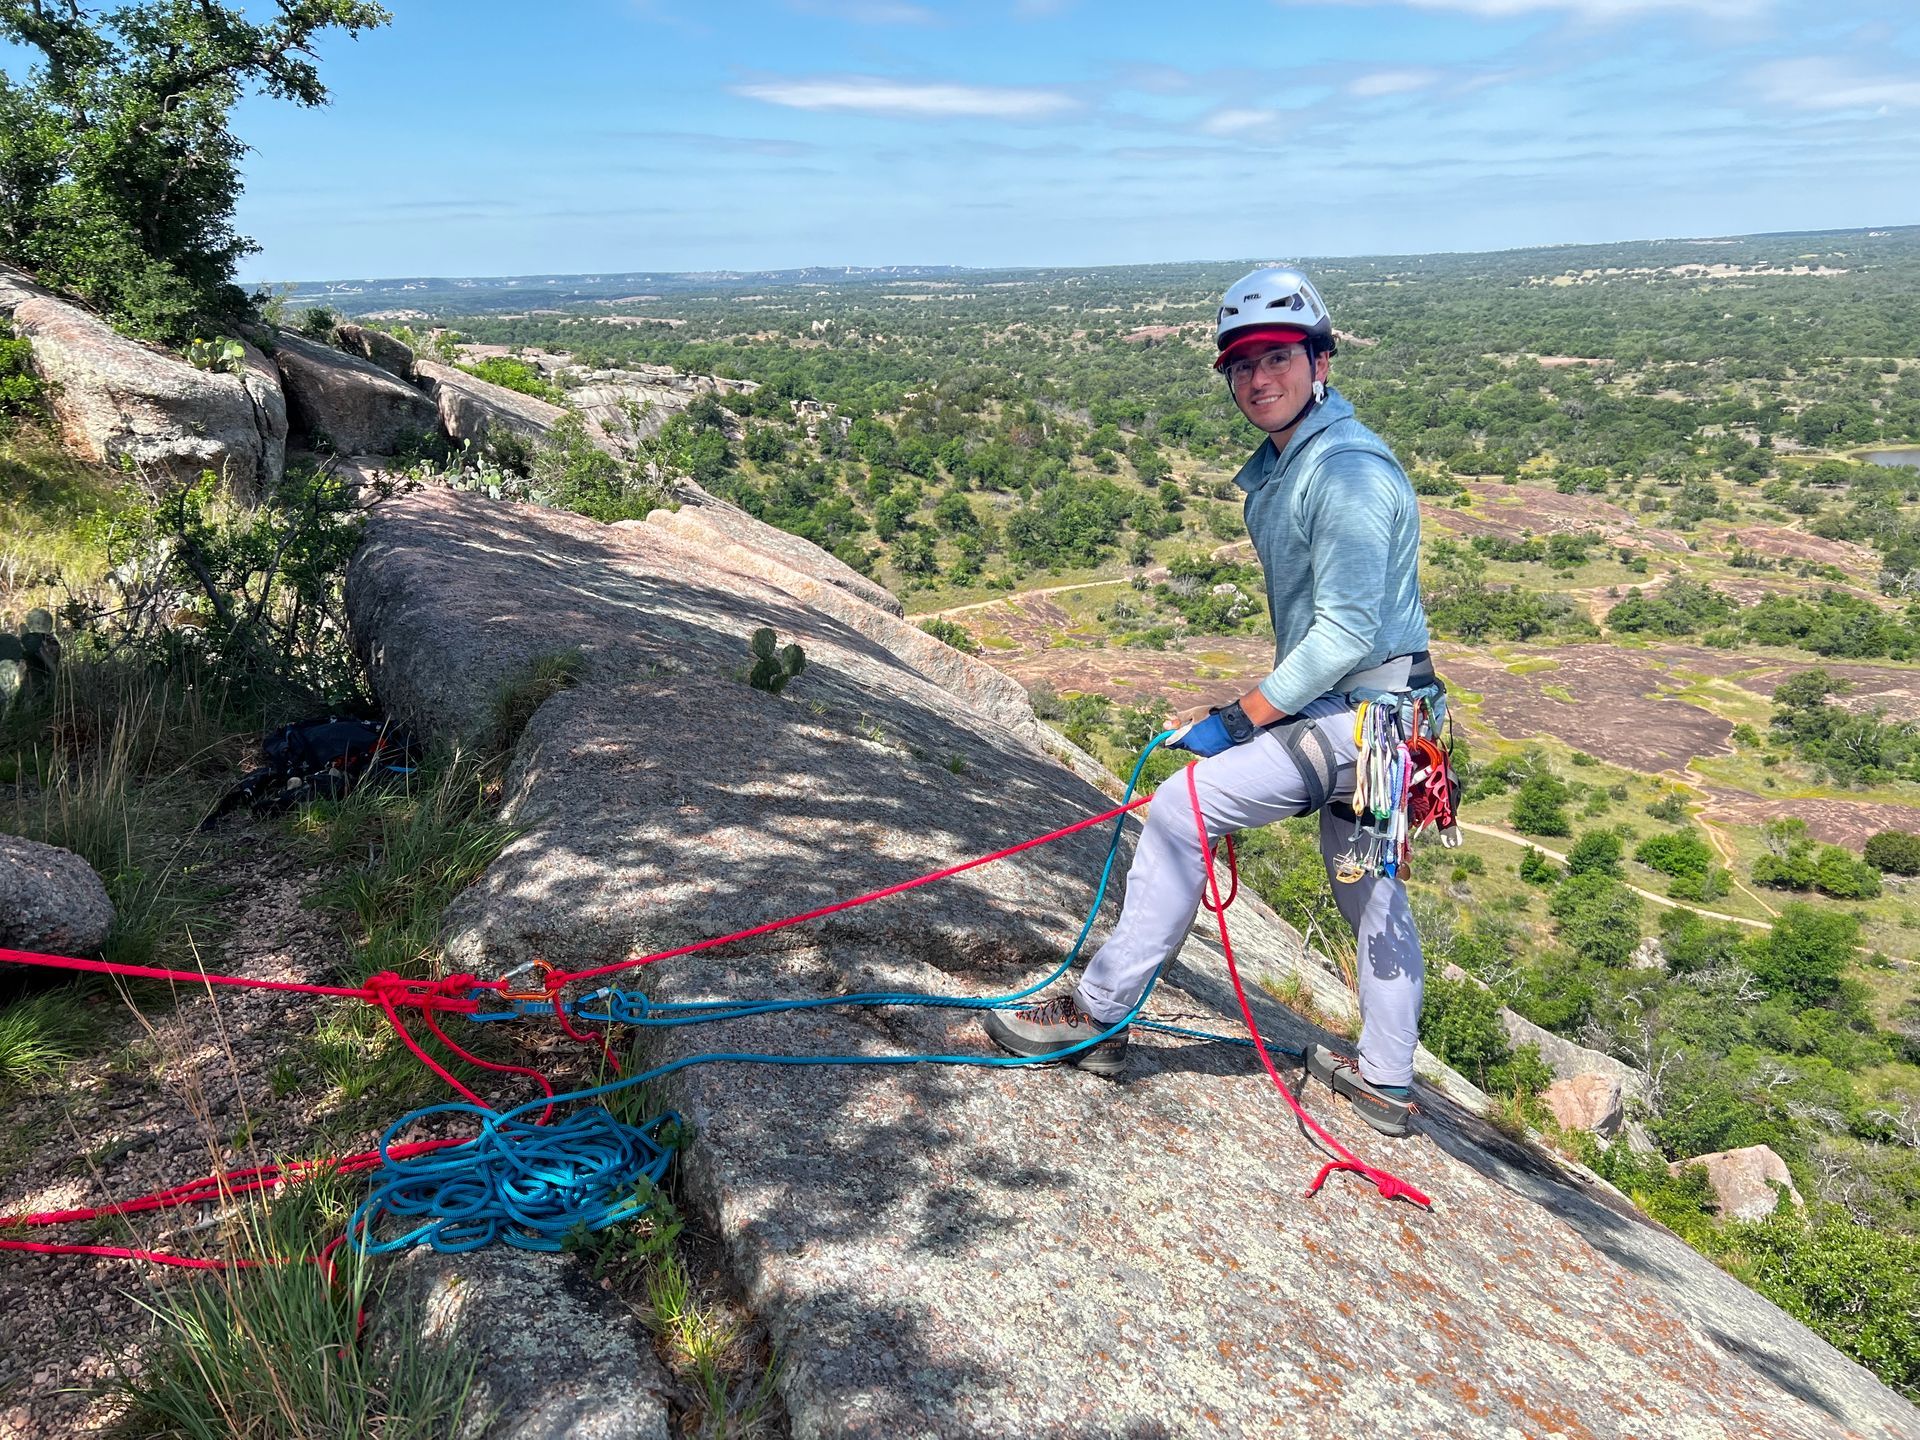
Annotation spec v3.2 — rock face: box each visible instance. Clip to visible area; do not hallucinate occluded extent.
[334,321,417,382]
[1501,996,1648,1101]
[0,264,286,493]
[413,358,567,447]
[272,329,439,456]
[1542,1070,1624,1137]
[0,834,114,955]
[348,485,1916,1439]
[373,1246,673,1439]
[1678,1143,1805,1221]
[566,365,755,449]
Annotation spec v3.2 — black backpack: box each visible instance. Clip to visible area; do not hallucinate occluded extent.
[204,714,422,826]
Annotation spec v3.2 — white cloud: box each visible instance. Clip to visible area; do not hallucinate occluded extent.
[1347,68,1442,97]
[1281,0,1768,17]
[1199,106,1284,136]
[1752,57,1920,112]
[734,76,1080,120]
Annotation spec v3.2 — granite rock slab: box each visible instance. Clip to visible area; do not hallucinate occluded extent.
[349,485,1917,1439]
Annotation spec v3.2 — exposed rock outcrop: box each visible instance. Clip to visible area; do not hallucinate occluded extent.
[345,484,1915,1439]
[374,1246,673,1439]
[1542,1070,1624,1137]
[273,329,439,456]
[1501,995,1648,1100]
[0,264,286,493]
[334,321,417,382]
[413,358,566,447]
[1678,1143,1804,1221]
[642,483,901,616]
[566,365,756,448]
[0,834,114,955]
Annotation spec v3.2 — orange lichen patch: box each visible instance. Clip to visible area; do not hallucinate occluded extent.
[1499,1389,1603,1440]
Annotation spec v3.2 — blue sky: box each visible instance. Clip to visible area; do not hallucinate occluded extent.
[53,1,1920,277]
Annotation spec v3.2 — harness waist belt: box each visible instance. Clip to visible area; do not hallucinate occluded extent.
[1336,651,1434,695]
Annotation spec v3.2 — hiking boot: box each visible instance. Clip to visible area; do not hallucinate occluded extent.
[982,993,1130,1078]
[1304,1044,1417,1137]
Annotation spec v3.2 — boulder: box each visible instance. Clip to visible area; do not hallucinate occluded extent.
[1439,962,1647,1101]
[344,484,1917,1440]
[1542,1071,1624,1137]
[413,358,567,447]
[334,322,416,382]
[1629,935,1667,970]
[0,833,114,955]
[1501,994,1648,1100]
[272,330,439,456]
[642,483,901,616]
[1676,1144,1805,1221]
[0,264,286,493]
[372,1246,672,1439]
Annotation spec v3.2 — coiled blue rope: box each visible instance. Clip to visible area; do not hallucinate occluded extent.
[350,732,1256,1255]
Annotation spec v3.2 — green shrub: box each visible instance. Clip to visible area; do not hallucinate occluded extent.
[0,325,44,435]
[1510,770,1572,837]
[918,617,980,654]
[459,355,566,405]
[1519,845,1561,885]
[1635,829,1713,880]
[1865,830,1920,876]
[1566,829,1623,876]
[1725,1210,1920,1400]
[533,414,667,522]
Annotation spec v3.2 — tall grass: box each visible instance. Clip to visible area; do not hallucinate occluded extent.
[293,749,514,984]
[114,1170,482,1438]
[3,661,240,969]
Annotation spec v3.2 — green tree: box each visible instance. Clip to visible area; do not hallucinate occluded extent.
[1510,770,1573,837]
[0,1,390,342]
[1747,904,1859,1007]
[1864,830,1920,876]
[1566,829,1624,877]
[1548,872,1643,966]
[1634,829,1714,880]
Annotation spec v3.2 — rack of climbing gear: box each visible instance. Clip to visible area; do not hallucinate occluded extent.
[1336,683,1461,883]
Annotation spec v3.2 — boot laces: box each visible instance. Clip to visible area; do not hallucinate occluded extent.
[1019,993,1087,1029]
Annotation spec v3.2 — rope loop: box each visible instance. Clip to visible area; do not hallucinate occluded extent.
[349,1107,682,1255]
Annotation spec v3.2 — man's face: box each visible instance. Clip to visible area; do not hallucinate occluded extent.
[1225,340,1327,435]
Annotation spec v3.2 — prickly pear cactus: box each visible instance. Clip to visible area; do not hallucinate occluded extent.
[0,609,60,707]
[747,627,807,694]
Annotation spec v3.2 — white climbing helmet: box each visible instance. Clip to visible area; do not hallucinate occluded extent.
[1214,266,1336,370]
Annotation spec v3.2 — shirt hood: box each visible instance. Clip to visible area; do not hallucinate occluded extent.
[1232,388,1356,497]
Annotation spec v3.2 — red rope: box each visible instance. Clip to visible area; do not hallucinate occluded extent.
[4,774,1429,1274]
[553,794,1156,987]
[0,947,493,1014]
[1185,764,1432,1210]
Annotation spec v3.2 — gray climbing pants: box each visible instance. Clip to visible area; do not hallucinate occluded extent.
[1074,695,1426,1088]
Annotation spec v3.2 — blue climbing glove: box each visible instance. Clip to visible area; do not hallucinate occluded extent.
[1167,712,1235,758]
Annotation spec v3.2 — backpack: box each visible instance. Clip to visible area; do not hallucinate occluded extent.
[203,714,421,827]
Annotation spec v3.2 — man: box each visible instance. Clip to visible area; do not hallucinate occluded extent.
[983,266,1433,1137]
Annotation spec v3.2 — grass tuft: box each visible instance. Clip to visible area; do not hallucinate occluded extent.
[487,648,589,758]
[0,985,97,1088]
[114,1171,481,1438]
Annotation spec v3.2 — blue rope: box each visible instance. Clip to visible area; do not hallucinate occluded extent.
[350,732,1259,1256]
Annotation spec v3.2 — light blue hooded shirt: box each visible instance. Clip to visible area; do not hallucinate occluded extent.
[1232,388,1430,716]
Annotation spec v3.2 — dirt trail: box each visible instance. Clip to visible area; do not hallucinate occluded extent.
[1456,821,1772,930]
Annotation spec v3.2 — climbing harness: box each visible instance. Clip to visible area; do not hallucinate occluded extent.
[1,732,1430,1276]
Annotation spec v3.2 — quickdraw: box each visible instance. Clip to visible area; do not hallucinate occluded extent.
[1335,682,1461,883]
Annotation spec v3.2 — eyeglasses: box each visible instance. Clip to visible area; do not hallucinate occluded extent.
[1224,345,1305,388]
